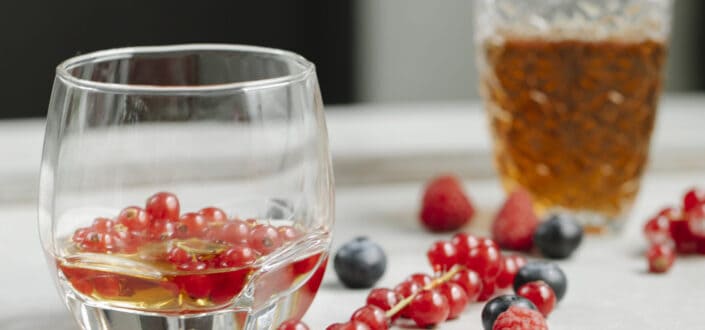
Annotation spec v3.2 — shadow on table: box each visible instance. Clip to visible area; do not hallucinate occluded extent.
[3,312,76,330]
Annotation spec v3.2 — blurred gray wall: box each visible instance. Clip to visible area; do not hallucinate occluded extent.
[355,0,702,103]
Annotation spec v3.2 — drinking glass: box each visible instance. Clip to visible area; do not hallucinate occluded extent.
[38,44,334,330]
[475,0,673,232]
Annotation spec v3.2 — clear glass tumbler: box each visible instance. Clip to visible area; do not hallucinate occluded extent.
[475,0,673,233]
[38,44,334,329]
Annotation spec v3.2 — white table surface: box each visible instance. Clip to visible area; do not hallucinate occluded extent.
[2,96,705,329]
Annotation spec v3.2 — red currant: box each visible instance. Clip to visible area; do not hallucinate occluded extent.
[278,225,302,242]
[148,218,177,241]
[451,233,480,262]
[427,240,458,272]
[117,206,151,231]
[292,253,322,275]
[80,231,108,253]
[104,233,125,252]
[479,236,500,249]
[94,275,122,297]
[249,225,283,255]
[465,242,502,280]
[176,212,208,239]
[211,219,250,244]
[517,280,557,317]
[394,280,422,318]
[167,247,191,265]
[72,227,92,244]
[366,288,402,321]
[350,305,388,330]
[177,260,208,272]
[278,320,310,330]
[71,277,94,296]
[647,243,676,273]
[477,277,496,302]
[394,280,421,298]
[450,269,482,302]
[326,321,371,330]
[218,246,257,268]
[146,192,180,221]
[63,267,95,295]
[437,282,469,319]
[496,255,526,289]
[108,233,134,253]
[92,217,114,233]
[62,267,89,280]
[209,269,249,304]
[199,207,228,223]
[408,289,450,327]
[177,274,213,298]
[407,273,433,288]
[644,214,672,244]
[684,188,705,212]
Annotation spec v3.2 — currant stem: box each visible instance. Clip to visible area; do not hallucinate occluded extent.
[385,265,464,318]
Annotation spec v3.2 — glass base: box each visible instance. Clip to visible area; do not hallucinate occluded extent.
[64,293,293,330]
[545,207,627,235]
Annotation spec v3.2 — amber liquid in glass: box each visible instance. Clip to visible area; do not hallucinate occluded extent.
[58,239,326,316]
[482,38,667,230]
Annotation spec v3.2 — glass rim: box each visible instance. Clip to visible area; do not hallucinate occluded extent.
[55,44,316,95]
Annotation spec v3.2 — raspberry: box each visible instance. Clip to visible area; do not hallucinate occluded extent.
[420,175,475,232]
[492,189,538,251]
[492,306,547,330]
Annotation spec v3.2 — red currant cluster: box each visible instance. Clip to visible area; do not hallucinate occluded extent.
[63,192,322,311]
[643,187,705,273]
[280,234,558,330]
[71,192,299,264]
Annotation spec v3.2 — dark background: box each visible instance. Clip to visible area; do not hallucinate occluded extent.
[0,1,356,119]
[2,1,705,119]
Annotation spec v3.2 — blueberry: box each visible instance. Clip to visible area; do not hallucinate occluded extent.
[481,295,537,330]
[534,213,583,259]
[513,261,567,301]
[333,237,387,288]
